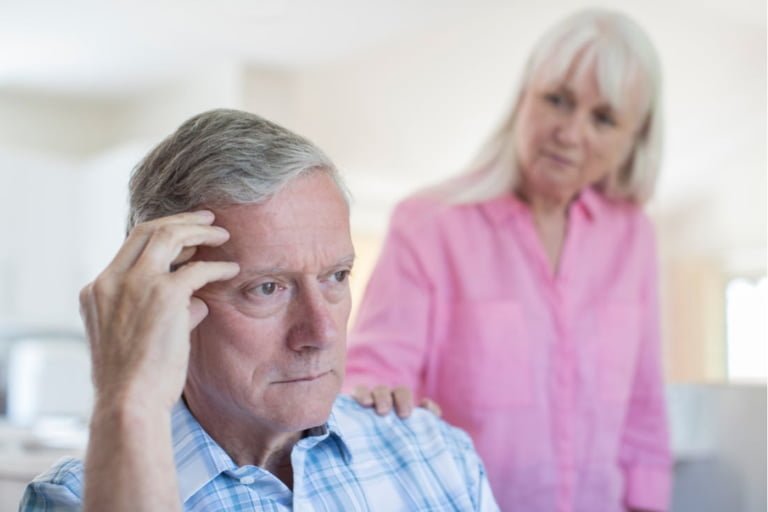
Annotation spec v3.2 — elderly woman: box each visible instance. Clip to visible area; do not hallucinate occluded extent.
[345,9,672,512]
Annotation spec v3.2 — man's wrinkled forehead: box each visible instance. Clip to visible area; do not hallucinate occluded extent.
[193,179,352,274]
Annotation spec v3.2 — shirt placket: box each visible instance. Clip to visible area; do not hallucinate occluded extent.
[553,207,585,512]
[516,206,582,512]
[553,274,576,512]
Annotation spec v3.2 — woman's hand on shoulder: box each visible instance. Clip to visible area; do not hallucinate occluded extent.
[352,385,442,418]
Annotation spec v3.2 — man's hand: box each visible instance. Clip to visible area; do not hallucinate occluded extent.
[352,385,442,419]
[81,210,239,512]
[80,210,240,413]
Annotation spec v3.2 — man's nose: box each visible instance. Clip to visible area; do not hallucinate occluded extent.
[286,285,339,351]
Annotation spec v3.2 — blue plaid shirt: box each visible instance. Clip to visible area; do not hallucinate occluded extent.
[20,395,499,511]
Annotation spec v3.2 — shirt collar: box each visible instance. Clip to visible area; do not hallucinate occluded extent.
[171,400,238,503]
[324,401,354,463]
[292,400,352,464]
[480,186,604,225]
[171,397,353,503]
[575,186,603,221]
[479,192,529,225]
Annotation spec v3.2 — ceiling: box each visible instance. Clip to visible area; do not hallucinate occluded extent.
[0,0,487,95]
[1,0,763,97]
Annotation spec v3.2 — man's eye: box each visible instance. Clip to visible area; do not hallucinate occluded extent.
[332,270,350,283]
[256,282,278,296]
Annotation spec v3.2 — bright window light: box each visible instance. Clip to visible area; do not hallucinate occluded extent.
[726,277,767,381]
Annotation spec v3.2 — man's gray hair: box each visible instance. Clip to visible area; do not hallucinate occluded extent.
[127,108,347,231]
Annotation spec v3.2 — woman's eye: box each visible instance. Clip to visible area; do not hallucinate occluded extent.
[594,110,616,126]
[545,93,567,108]
[332,270,350,283]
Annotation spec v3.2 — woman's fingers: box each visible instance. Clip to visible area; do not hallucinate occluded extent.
[352,385,374,406]
[420,397,443,417]
[351,385,432,419]
[392,387,414,418]
[351,385,426,419]
[371,385,394,415]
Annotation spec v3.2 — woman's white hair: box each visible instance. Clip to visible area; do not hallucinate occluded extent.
[434,8,663,205]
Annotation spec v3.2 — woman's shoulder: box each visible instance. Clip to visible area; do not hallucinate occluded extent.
[389,193,483,235]
[588,190,656,238]
[391,194,450,221]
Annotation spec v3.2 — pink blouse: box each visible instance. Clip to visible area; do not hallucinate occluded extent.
[345,188,672,512]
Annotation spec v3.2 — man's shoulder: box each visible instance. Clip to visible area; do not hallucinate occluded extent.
[20,457,84,510]
[329,396,496,510]
[331,395,474,458]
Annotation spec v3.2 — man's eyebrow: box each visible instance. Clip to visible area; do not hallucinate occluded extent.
[236,253,356,279]
[337,254,356,267]
[236,266,289,278]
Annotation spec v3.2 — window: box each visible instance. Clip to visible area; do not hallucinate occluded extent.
[726,276,767,381]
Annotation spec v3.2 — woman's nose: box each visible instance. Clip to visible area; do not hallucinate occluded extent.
[554,112,587,146]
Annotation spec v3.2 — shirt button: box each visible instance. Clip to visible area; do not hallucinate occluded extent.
[240,476,255,485]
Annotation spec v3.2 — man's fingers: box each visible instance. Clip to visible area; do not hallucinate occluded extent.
[371,385,394,416]
[109,211,215,273]
[171,247,198,269]
[135,224,230,273]
[189,297,209,329]
[351,385,374,406]
[420,397,443,417]
[392,387,414,419]
[172,261,240,293]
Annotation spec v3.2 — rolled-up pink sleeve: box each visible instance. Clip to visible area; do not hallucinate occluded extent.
[620,218,673,511]
[345,200,435,394]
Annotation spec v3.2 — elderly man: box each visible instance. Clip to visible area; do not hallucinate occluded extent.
[20,109,498,511]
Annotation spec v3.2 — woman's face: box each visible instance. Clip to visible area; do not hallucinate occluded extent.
[514,59,647,204]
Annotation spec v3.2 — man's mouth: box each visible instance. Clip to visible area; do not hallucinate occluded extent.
[274,370,331,384]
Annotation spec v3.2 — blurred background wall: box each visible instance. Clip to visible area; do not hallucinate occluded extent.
[0,0,764,510]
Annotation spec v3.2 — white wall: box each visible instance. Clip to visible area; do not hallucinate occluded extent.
[0,1,764,374]
[286,2,766,264]
[0,65,252,329]
[0,151,80,327]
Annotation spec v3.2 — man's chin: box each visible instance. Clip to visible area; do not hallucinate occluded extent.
[268,381,340,432]
[273,400,335,433]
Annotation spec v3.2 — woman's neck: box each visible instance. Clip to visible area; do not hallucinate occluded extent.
[516,187,572,274]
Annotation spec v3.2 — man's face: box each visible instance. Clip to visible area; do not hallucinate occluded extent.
[187,171,354,433]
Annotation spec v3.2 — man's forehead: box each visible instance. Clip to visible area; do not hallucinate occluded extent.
[212,173,348,227]
[212,233,353,266]
[212,203,350,246]
[196,172,351,264]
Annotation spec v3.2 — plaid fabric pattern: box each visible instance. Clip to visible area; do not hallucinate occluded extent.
[20,395,499,511]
